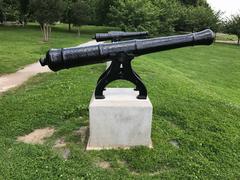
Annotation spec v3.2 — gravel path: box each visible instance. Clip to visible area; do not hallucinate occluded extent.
[215,40,238,45]
[0,40,99,94]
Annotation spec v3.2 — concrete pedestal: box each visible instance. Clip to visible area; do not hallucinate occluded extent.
[87,88,153,150]
[106,61,111,69]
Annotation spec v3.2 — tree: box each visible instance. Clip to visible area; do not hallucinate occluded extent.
[179,0,198,6]
[225,14,240,45]
[0,0,4,23]
[152,0,183,35]
[18,0,30,25]
[30,0,65,41]
[62,0,95,32]
[0,0,19,22]
[86,0,99,25]
[71,0,90,36]
[107,0,218,36]
[62,0,74,31]
[108,0,160,35]
[96,0,115,25]
[178,0,209,7]
[178,6,219,32]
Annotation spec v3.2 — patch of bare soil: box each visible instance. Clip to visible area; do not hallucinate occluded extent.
[131,171,141,176]
[149,171,162,176]
[53,138,71,160]
[131,170,163,177]
[74,126,89,143]
[169,139,180,148]
[61,148,71,160]
[53,138,67,148]
[17,127,55,144]
[55,147,71,160]
[96,160,111,169]
[117,160,127,167]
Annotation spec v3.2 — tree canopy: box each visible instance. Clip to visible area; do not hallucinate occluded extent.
[224,14,240,45]
[107,0,220,35]
[18,0,29,25]
[0,0,223,41]
[30,0,65,41]
[71,0,91,35]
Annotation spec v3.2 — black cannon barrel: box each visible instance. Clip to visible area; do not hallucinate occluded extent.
[40,29,215,72]
[94,31,149,42]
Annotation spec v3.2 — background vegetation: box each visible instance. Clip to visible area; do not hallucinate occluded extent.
[1,0,239,43]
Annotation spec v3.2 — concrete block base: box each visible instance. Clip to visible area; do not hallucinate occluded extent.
[87,88,153,150]
[106,61,111,69]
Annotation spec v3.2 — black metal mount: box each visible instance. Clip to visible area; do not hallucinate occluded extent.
[95,53,147,100]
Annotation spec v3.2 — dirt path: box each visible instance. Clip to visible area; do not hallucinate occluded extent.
[0,40,99,94]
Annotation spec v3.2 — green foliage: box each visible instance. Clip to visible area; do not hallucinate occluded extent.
[1,0,220,35]
[62,0,97,31]
[177,6,220,32]
[108,0,219,35]
[30,0,64,25]
[0,0,19,22]
[224,14,240,45]
[153,0,183,34]
[108,0,160,35]
[178,0,198,6]
[18,0,30,24]
[0,0,30,24]
[95,0,115,25]
[0,0,4,22]
[178,0,209,7]
[71,0,91,27]
[30,0,65,41]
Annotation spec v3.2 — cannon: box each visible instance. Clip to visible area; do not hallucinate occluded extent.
[40,29,215,99]
[94,31,149,42]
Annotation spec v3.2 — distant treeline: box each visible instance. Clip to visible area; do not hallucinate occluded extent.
[0,0,220,34]
[1,0,239,44]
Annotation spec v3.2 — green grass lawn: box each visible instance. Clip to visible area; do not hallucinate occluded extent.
[216,33,238,41]
[0,41,239,179]
[0,24,119,75]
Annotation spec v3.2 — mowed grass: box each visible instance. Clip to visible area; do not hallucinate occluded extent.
[0,24,119,75]
[0,42,239,179]
[216,33,238,41]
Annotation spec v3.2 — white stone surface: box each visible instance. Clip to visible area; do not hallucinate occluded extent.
[106,61,111,69]
[87,88,153,150]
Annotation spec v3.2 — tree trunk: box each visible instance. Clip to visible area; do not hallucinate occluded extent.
[78,27,80,37]
[40,23,43,32]
[68,23,71,32]
[42,24,46,41]
[48,26,51,39]
[23,17,27,26]
[42,23,49,42]
[46,24,49,41]
[238,36,240,45]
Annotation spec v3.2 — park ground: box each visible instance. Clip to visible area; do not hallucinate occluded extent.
[0,25,240,179]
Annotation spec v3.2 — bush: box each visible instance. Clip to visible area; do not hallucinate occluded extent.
[108,0,219,36]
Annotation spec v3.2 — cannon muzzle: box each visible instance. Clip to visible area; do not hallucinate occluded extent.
[40,29,215,72]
